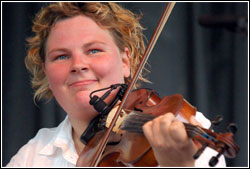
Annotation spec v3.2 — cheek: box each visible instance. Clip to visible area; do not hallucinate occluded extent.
[92,55,125,81]
[45,64,69,89]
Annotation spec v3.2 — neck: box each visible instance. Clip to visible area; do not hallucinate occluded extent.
[69,114,96,155]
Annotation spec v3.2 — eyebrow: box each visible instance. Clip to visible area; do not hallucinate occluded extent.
[83,41,106,49]
[47,48,68,57]
[47,41,106,56]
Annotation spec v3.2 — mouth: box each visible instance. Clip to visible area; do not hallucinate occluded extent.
[69,80,98,87]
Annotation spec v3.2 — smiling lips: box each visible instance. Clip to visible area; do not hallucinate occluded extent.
[69,80,97,87]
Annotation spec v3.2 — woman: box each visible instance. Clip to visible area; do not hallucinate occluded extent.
[7,2,226,167]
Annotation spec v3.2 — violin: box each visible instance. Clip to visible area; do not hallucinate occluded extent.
[77,86,240,167]
[76,2,240,167]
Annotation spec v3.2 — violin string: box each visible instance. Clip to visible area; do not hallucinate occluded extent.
[120,111,211,139]
[184,123,205,138]
[120,114,239,162]
[121,110,218,142]
[122,110,155,123]
[184,123,217,143]
[120,111,154,133]
[121,119,206,137]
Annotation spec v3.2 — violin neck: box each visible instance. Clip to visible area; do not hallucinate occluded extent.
[120,111,205,138]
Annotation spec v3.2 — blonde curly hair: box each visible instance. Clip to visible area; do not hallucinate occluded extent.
[25,2,149,102]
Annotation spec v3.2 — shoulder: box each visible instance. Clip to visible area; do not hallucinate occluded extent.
[6,128,57,167]
[6,117,68,167]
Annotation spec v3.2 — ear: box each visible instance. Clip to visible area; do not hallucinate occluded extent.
[121,47,131,78]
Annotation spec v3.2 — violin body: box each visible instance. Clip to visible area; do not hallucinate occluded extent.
[78,89,193,166]
[78,129,156,167]
[123,88,196,120]
[77,88,240,167]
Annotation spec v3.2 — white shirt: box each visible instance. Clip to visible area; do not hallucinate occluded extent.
[6,112,226,167]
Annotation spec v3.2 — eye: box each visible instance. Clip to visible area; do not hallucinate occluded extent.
[89,49,101,55]
[55,55,69,60]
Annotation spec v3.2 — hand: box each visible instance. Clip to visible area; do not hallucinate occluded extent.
[142,113,200,167]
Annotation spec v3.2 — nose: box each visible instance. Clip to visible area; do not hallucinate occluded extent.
[71,66,87,73]
[71,54,88,73]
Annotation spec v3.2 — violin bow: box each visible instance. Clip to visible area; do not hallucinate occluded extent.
[89,2,176,167]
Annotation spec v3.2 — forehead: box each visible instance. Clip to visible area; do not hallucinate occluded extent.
[51,15,100,32]
[46,15,116,51]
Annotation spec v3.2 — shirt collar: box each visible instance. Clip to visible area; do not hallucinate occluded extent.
[38,116,78,164]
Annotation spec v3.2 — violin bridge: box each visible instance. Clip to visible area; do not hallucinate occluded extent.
[105,106,128,133]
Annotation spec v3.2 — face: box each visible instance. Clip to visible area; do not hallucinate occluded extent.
[44,15,130,120]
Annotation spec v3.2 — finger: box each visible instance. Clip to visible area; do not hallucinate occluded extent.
[143,113,174,147]
[150,115,166,146]
[159,113,176,138]
[169,120,187,143]
[155,113,179,147]
[169,120,199,156]
[142,120,154,143]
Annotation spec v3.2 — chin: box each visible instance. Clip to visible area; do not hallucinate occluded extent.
[75,93,91,105]
[69,98,98,119]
